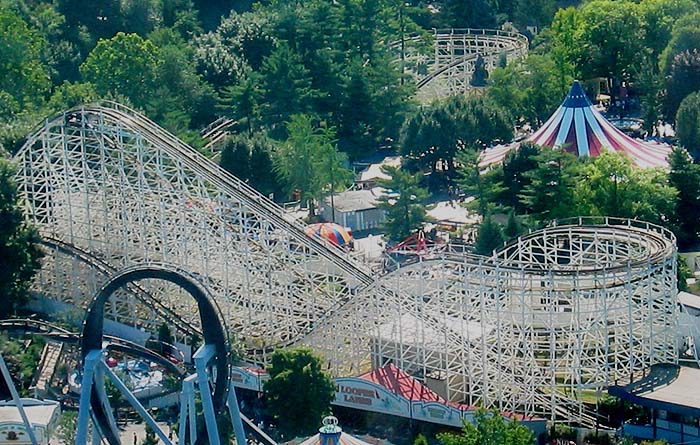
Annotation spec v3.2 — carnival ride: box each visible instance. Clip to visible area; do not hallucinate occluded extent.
[13,102,680,427]
[397,28,528,103]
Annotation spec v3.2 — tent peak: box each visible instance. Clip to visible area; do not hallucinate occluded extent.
[562,80,592,108]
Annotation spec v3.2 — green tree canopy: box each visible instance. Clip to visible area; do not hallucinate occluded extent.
[437,409,535,445]
[676,91,700,157]
[80,32,161,108]
[573,151,677,226]
[660,12,700,74]
[668,147,700,247]
[456,150,503,216]
[519,147,581,222]
[503,210,523,239]
[487,54,573,127]
[474,215,505,255]
[194,10,274,86]
[0,159,44,318]
[260,43,319,134]
[377,165,429,242]
[0,9,50,116]
[272,115,351,216]
[144,37,218,131]
[218,70,263,135]
[577,0,644,87]
[639,0,697,62]
[665,49,700,119]
[400,95,512,177]
[46,81,98,113]
[220,132,281,198]
[497,142,541,212]
[263,347,335,437]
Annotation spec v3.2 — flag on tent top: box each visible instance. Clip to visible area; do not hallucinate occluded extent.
[479,81,673,169]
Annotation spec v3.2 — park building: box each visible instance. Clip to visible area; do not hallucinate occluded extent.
[321,189,386,233]
[0,399,60,445]
[609,364,700,443]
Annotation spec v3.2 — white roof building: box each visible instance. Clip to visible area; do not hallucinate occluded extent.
[321,188,387,232]
[356,156,401,187]
[0,399,60,445]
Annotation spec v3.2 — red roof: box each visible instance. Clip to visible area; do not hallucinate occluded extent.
[359,363,448,404]
[358,363,537,421]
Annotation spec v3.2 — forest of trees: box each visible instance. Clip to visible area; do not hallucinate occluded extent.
[1,0,699,248]
[2,0,696,171]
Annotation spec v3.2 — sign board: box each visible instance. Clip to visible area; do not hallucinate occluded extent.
[411,401,473,428]
[333,377,411,418]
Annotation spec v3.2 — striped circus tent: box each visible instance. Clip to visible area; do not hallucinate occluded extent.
[479,81,673,169]
[304,222,353,247]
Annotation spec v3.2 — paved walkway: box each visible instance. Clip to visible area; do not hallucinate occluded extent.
[119,421,173,445]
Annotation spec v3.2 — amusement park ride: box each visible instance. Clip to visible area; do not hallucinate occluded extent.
[75,265,245,445]
[3,28,687,444]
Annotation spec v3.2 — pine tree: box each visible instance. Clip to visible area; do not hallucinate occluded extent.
[503,210,522,239]
[377,165,429,242]
[474,215,505,255]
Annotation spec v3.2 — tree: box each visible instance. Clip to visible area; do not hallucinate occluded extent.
[193,10,274,86]
[639,0,697,62]
[220,133,281,197]
[635,56,664,134]
[487,55,572,127]
[660,12,700,75]
[80,32,161,108]
[0,9,50,115]
[263,347,335,437]
[260,44,319,133]
[573,151,677,226]
[456,150,502,217]
[414,434,429,445]
[676,91,700,158]
[665,50,700,119]
[47,81,98,112]
[474,215,505,255]
[400,95,512,178]
[218,71,263,135]
[503,210,523,239]
[513,0,555,29]
[220,136,251,180]
[439,0,498,29]
[377,165,429,242]
[437,408,535,445]
[0,159,44,318]
[519,147,580,222]
[157,322,173,357]
[58,0,122,42]
[668,147,700,247]
[273,115,351,216]
[545,7,584,81]
[144,39,218,130]
[678,256,692,291]
[576,0,644,95]
[498,142,541,212]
